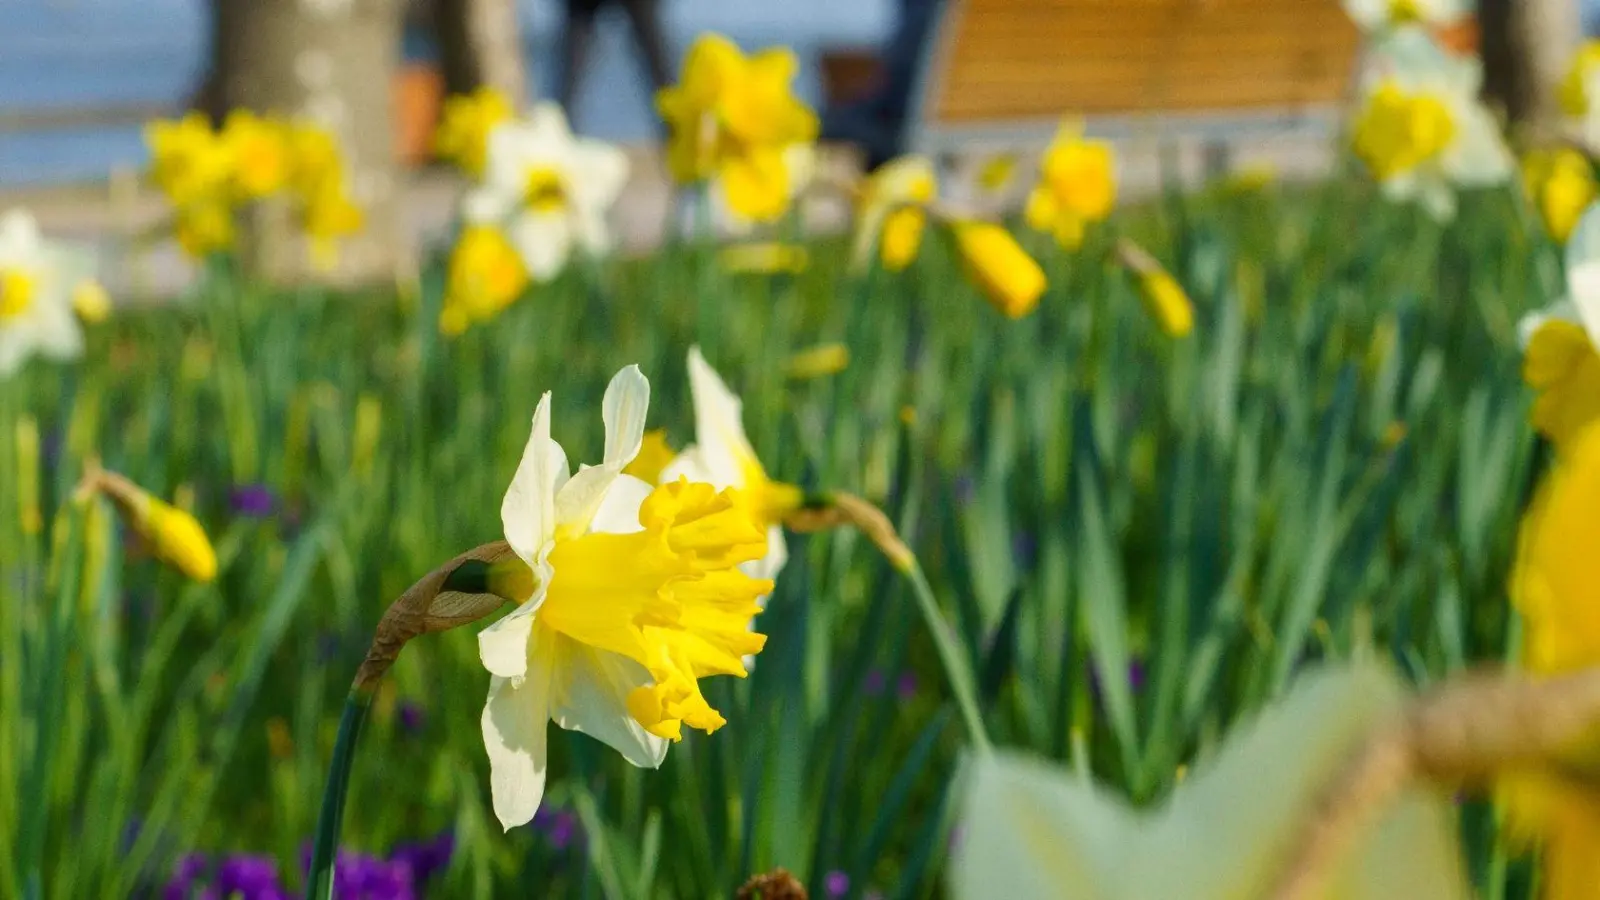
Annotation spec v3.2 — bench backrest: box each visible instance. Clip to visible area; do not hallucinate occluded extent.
[909,0,1362,153]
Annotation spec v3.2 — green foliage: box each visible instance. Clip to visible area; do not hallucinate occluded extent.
[0,179,1550,897]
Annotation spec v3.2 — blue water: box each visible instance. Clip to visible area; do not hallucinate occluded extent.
[0,0,890,186]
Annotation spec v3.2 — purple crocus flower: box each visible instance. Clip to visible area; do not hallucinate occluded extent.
[397,700,425,735]
[862,669,887,697]
[332,850,419,900]
[162,852,210,900]
[215,854,281,898]
[546,810,579,850]
[390,830,455,883]
[824,870,850,897]
[896,671,919,701]
[229,485,277,518]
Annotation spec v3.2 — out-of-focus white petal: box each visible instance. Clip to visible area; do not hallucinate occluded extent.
[1567,263,1600,350]
[660,446,714,485]
[1417,176,1457,222]
[482,668,552,831]
[571,140,631,210]
[1442,105,1511,187]
[508,211,574,283]
[0,209,42,266]
[549,638,670,769]
[602,364,650,468]
[1518,299,1582,349]
[686,346,758,487]
[744,524,789,590]
[503,393,566,567]
[462,186,514,225]
[589,474,653,535]
[0,328,28,377]
[32,302,83,360]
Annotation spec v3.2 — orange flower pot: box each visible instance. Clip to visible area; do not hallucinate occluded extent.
[394,64,444,167]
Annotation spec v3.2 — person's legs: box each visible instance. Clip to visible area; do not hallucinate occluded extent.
[560,0,606,115]
[619,0,675,118]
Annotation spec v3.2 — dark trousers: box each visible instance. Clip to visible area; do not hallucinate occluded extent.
[559,0,673,122]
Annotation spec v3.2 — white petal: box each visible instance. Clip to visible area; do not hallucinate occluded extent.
[1379,171,1419,202]
[1517,299,1582,349]
[1443,106,1511,187]
[659,446,714,485]
[509,211,573,283]
[481,670,552,831]
[462,186,514,225]
[571,140,630,209]
[686,346,759,487]
[32,303,82,360]
[0,209,42,266]
[1568,263,1600,350]
[1417,176,1457,222]
[502,393,566,567]
[589,474,654,535]
[744,523,789,590]
[549,639,670,769]
[0,328,27,377]
[478,586,543,679]
[602,364,650,468]
[553,464,621,536]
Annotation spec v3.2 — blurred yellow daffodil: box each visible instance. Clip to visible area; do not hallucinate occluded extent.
[220,110,290,200]
[0,209,84,377]
[852,156,937,272]
[785,343,850,380]
[478,366,772,829]
[1351,32,1511,221]
[1024,120,1116,250]
[1561,41,1600,153]
[434,86,514,178]
[1117,239,1195,338]
[71,279,112,323]
[951,221,1046,319]
[1500,421,1600,900]
[146,112,234,209]
[1523,148,1598,244]
[1520,202,1600,450]
[719,242,809,275]
[657,33,818,224]
[439,224,529,335]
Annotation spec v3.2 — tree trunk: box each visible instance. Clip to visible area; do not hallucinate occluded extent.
[216,0,410,285]
[1482,0,1582,141]
[431,0,528,105]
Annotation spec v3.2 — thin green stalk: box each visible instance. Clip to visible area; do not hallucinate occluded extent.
[303,687,374,900]
[902,560,992,753]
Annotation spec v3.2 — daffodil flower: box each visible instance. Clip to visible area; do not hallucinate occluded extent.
[434,86,513,178]
[0,210,84,377]
[1351,32,1510,221]
[1343,0,1466,31]
[463,103,629,283]
[1523,148,1598,244]
[712,143,816,233]
[1500,421,1600,898]
[439,224,530,335]
[220,110,290,201]
[478,366,773,829]
[657,33,819,224]
[146,112,234,210]
[1024,120,1116,250]
[851,156,937,272]
[952,221,1047,319]
[659,349,803,587]
[1519,203,1600,450]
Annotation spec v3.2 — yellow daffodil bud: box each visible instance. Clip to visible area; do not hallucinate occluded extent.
[1117,238,1194,338]
[719,242,809,275]
[16,415,40,536]
[71,279,111,323]
[623,430,677,484]
[880,207,926,271]
[1523,148,1598,244]
[951,221,1046,319]
[785,343,850,380]
[141,494,218,582]
[1138,272,1195,338]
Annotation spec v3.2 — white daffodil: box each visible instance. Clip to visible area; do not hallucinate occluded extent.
[953,666,1469,900]
[1344,0,1466,32]
[850,155,937,273]
[0,209,85,378]
[1517,202,1600,450]
[1351,31,1511,222]
[479,365,774,830]
[464,102,629,282]
[661,347,803,590]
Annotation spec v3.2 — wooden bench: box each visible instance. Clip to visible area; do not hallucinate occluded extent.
[906,0,1363,165]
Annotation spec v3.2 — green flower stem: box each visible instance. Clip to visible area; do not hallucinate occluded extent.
[901,559,992,754]
[303,686,374,900]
